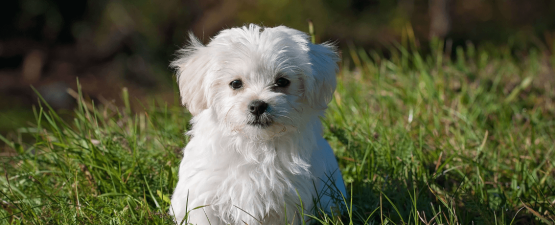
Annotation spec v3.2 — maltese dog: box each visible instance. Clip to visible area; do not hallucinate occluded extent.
[169,24,346,225]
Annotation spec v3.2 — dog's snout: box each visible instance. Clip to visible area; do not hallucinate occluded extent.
[248,100,268,116]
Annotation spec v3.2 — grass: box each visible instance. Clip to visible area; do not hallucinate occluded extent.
[1,38,555,224]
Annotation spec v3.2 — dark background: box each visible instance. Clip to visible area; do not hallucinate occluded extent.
[1,0,555,133]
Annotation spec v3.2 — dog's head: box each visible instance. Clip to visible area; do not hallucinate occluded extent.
[172,24,338,138]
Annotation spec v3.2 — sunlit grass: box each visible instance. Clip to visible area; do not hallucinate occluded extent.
[1,39,555,224]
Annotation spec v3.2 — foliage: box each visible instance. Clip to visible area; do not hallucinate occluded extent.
[1,39,555,224]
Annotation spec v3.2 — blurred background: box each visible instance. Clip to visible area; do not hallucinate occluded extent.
[1,0,555,133]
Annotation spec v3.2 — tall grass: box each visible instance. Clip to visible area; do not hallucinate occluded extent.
[1,39,555,224]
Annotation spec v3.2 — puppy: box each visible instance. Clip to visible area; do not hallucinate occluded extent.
[169,24,346,225]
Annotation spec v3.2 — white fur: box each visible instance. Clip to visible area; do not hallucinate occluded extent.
[170,24,347,225]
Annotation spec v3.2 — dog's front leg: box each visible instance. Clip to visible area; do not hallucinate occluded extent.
[184,207,224,225]
[170,180,223,224]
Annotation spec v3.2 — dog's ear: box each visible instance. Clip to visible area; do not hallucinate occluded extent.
[171,34,212,116]
[305,42,339,110]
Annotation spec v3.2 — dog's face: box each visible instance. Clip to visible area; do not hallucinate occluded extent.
[172,25,339,139]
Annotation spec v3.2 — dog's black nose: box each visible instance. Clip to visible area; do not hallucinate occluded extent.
[248,100,268,116]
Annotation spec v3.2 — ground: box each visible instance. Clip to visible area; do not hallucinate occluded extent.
[1,40,555,224]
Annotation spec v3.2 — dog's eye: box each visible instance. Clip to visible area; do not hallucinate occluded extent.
[230,80,243,90]
[275,77,290,87]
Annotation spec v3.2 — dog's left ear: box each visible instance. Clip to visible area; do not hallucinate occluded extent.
[171,34,212,116]
[305,42,339,110]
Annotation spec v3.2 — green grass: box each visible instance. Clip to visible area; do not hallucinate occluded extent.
[1,40,555,224]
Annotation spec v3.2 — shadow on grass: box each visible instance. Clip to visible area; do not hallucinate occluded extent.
[327,124,554,225]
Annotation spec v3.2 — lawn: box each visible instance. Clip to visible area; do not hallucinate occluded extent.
[1,38,555,224]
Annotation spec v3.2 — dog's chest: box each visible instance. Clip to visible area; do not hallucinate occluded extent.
[182,136,316,223]
[212,161,314,223]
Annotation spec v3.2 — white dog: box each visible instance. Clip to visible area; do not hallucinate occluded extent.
[169,24,347,225]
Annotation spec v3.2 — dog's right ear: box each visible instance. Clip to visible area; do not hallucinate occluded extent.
[171,33,211,116]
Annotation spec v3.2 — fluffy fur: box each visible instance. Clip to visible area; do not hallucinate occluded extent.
[169,24,347,225]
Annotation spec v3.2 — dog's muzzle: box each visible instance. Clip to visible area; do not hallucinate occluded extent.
[247,100,273,128]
